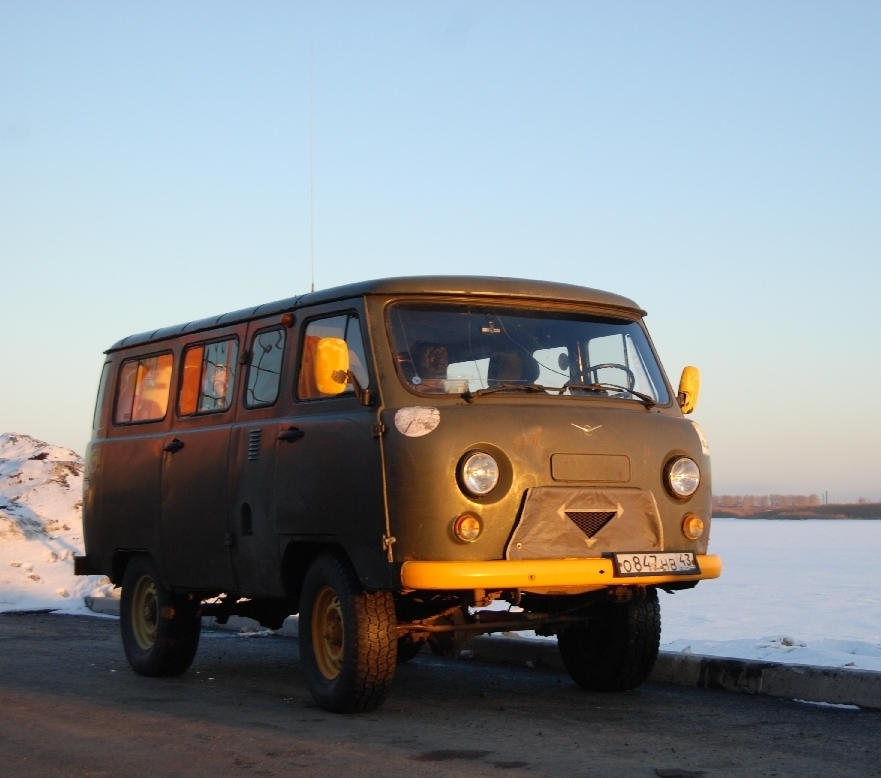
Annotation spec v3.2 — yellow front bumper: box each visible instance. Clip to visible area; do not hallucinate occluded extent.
[400,554,722,591]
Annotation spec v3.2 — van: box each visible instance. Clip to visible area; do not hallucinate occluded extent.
[76,276,720,712]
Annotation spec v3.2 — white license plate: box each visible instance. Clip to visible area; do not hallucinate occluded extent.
[612,552,700,576]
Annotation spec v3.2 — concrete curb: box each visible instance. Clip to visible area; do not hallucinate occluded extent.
[83,597,880,710]
[467,635,881,711]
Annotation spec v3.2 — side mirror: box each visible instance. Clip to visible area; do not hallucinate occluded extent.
[677,366,700,414]
[314,337,350,395]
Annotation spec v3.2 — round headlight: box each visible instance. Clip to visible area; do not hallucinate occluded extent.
[460,451,500,497]
[666,457,700,499]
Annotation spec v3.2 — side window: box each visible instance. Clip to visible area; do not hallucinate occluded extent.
[92,362,111,430]
[178,338,239,415]
[114,354,173,424]
[245,327,286,408]
[297,314,369,400]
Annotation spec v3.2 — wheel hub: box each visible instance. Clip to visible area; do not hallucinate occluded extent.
[131,574,159,650]
[312,585,344,680]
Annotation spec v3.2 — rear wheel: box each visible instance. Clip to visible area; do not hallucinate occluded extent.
[299,552,397,713]
[557,588,660,692]
[120,555,201,677]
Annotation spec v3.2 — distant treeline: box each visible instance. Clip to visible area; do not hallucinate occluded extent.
[712,495,881,520]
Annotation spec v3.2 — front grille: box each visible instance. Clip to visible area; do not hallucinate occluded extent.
[565,510,616,538]
[247,429,261,461]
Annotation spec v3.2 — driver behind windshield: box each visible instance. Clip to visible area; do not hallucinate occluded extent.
[487,350,541,388]
[410,343,450,393]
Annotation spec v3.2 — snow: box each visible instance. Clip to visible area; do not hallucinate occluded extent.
[0,433,113,612]
[1,431,879,673]
[658,518,881,672]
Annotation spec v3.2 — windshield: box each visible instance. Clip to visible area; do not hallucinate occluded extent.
[387,302,670,404]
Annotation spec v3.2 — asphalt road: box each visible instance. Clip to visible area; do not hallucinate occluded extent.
[0,613,878,778]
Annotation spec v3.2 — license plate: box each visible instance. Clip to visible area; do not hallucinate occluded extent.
[611,552,700,576]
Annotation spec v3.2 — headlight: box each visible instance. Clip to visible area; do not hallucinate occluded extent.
[459,451,500,497]
[665,457,700,499]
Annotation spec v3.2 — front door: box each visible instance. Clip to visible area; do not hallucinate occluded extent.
[272,309,386,579]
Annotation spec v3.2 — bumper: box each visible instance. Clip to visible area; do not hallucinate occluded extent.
[400,554,722,591]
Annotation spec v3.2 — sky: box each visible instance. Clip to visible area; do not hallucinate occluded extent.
[1,1,879,499]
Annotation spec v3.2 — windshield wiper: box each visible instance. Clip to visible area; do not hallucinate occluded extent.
[462,383,549,403]
[462,381,656,409]
[561,381,656,409]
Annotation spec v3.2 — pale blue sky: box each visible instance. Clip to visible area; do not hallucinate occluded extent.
[1,2,879,499]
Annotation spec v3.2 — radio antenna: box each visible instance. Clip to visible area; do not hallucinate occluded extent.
[309,43,315,293]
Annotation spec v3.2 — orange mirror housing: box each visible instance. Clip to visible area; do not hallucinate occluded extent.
[677,366,700,414]
[314,337,350,395]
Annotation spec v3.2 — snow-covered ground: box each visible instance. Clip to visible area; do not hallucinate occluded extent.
[657,518,881,672]
[0,433,112,613]
[1,431,879,672]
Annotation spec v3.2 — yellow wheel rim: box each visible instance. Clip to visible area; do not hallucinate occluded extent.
[131,574,159,650]
[312,585,344,680]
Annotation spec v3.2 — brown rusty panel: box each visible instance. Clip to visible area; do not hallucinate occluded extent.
[551,453,631,483]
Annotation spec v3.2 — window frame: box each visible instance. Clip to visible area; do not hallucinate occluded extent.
[382,297,674,406]
[243,325,287,410]
[176,335,241,418]
[294,310,370,404]
[111,350,175,427]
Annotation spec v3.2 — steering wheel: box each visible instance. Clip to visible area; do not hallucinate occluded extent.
[584,363,636,391]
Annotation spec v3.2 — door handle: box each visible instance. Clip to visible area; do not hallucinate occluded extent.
[277,427,305,442]
[163,438,185,453]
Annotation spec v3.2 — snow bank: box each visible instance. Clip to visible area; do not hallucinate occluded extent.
[0,432,112,612]
[662,637,881,673]
[658,518,881,671]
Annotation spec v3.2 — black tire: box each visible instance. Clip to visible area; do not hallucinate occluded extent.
[120,555,201,677]
[299,552,397,713]
[396,636,423,664]
[557,588,660,692]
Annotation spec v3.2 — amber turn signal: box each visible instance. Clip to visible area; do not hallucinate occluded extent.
[681,514,704,540]
[453,513,482,543]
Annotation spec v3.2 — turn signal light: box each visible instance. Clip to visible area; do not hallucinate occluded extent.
[453,513,482,543]
[682,514,705,540]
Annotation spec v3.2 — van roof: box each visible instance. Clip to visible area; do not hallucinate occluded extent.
[105,275,645,353]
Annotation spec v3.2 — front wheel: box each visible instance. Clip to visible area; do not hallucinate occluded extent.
[299,552,397,713]
[120,555,201,677]
[557,588,660,692]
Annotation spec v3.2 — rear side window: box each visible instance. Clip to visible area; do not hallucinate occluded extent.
[92,363,111,430]
[297,314,369,400]
[114,354,174,424]
[245,327,286,408]
[178,338,239,415]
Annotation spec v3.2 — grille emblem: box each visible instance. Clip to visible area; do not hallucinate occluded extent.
[565,510,616,538]
[571,423,602,436]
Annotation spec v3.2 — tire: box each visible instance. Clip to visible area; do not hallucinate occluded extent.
[557,588,661,692]
[396,636,423,664]
[299,552,397,713]
[120,555,201,677]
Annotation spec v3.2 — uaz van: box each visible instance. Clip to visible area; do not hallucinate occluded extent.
[76,276,720,713]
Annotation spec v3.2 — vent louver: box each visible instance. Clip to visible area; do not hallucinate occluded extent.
[565,510,616,538]
[247,429,261,461]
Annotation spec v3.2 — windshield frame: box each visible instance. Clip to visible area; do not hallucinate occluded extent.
[381,296,674,407]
